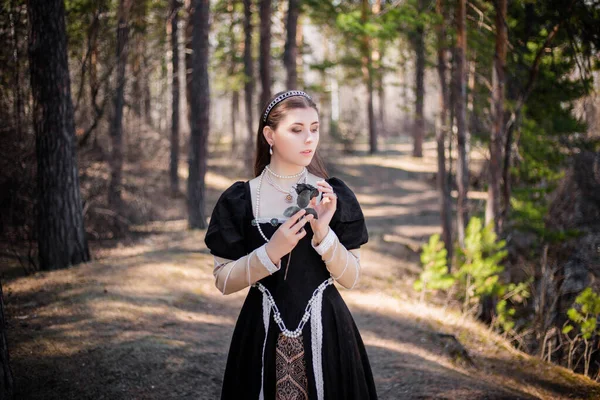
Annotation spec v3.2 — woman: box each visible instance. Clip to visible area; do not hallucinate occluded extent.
[204,90,377,399]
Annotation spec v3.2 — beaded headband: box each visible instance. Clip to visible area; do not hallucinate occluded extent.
[262,90,312,123]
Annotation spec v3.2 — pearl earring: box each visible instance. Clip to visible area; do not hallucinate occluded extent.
[269,144,273,155]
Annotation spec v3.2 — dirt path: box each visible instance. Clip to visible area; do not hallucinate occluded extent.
[5,142,600,399]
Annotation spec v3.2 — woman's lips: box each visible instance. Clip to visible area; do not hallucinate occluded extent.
[301,149,313,155]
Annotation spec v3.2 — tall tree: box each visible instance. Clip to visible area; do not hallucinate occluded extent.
[259,0,272,112]
[361,0,377,154]
[27,0,90,269]
[187,0,210,229]
[130,0,148,119]
[108,0,132,209]
[454,0,468,245]
[170,0,181,194]
[485,0,507,234]
[374,0,385,137]
[411,0,425,157]
[435,0,452,268]
[243,0,255,171]
[283,0,300,89]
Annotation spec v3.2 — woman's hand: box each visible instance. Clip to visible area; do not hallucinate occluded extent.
[265,208,314,264]
[308,179,337,244]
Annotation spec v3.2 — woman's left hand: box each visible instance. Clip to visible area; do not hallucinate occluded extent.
[308,180,337,244]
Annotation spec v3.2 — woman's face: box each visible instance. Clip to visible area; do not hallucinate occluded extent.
[266,107,320,167]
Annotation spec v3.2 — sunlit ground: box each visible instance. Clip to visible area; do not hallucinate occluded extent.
[5,140,599,399]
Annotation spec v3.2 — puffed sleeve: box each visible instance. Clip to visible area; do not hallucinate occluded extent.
[204,181,248,260]
[327,177,369,250]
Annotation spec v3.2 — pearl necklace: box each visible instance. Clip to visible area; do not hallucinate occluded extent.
[254,168,271,243]
[252,166,333,339]
[255,277,334,338]
[265,164,306,179]
[265,169,307,203]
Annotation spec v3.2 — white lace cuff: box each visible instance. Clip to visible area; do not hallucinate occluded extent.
[256,244,281,274]
[311,227,336,255]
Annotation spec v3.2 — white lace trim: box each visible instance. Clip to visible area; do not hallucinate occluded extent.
[256,279,331,400]
[259,292,271,400]
[311,227,336,255]
[311,286,325,400]
[256,244,280,274]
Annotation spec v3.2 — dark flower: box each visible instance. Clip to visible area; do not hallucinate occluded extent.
[294,183,317,196]
[283,183,320,219]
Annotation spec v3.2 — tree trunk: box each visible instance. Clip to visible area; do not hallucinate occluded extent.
[0,280,14,398]
[187,0,210,229]
[436,0,453,269]
[373,0,385,138]
[361,0,377,154]
[259,0,272,113]
[143,54,152,126]
[170,0,181,194]
[243,0,255,172]
[455,0,468,246]
[296,18,304,88]
[225,1,239,156]
[109,0,131,209]
[88,6,100,114]
[231,90,240,155]
[131,0,147,118]
[413,0,425,158]
[27,0,90,269]
[10,0,23,139]
[486,0,507,234]
[284,0,299,90]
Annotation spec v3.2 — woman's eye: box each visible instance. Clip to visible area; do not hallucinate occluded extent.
[311,128,319,133]
[292,129,302,133]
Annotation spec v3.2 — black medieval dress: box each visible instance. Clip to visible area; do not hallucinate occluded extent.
[204,177,378,400]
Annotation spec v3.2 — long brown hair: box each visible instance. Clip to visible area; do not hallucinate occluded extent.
[254,91,329,179]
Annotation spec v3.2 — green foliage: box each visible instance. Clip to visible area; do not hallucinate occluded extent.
[505,0,599,250]
[455,218,508,308]
[494,279,532,332]
[563,287,600,340]
[416,217,529,332]
[414,234,455,292]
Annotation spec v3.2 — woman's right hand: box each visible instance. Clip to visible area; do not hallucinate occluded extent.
[265,209,314,264]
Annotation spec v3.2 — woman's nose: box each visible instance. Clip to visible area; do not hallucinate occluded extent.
[305,130,315,143]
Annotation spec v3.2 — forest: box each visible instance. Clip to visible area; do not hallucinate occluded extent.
[0,0,599,398]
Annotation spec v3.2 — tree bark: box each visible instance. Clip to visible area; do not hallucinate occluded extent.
[259,0,272,113]
[284,0,300,90]
[10,0,23,139]
[226,0,239,156]
[231,90,240,155]
[361,0,377,154]
[187,0,210,229]
[109,0,131,209]
[373,0,385,137]
[243,0,255,172]
[436,0,453,269]
[0,280,14,398]
[455,0,468,246]
[130,0,147,118]
[27,0,90,269]
[486,0,507,234]
[413,0,425,158]
[170,0,181,194]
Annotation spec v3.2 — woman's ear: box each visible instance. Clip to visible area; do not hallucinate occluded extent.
[263,126,274,146]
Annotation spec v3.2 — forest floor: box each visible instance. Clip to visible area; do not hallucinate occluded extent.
[4,139,600,399]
